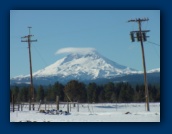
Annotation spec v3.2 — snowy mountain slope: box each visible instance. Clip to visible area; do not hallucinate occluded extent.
[147,68,160,73]
[10,49,159,85]
[33,51,137,79]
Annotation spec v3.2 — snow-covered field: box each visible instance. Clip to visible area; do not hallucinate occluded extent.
[10,102,160,122]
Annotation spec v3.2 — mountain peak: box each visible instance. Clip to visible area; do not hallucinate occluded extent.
[31,48,137,79]
[68,50,101,59]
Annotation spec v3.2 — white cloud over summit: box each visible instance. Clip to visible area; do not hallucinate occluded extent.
[55,47,96,55]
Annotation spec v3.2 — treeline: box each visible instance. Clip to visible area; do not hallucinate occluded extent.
[10,80,160,103]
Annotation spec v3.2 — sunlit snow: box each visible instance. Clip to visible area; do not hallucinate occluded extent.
[10,103,160,122]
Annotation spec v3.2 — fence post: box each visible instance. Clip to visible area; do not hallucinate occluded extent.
[56,96,59,114]
[21,103,23,111]
[44,98,47,110]
[12,94,14,112]
[32,103,35,111]
[29,99,31,111]
[18,103,20,111]
[70,102,71,112]
[77,101,79,112]
[38,100,41,111]
[67,101,69,113]
[116,101,117,111]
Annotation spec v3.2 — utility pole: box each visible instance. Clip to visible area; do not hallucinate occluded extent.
[21,27,37,110]
[128,18,150,111]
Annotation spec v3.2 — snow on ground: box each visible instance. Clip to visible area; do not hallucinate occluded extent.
[10,103,160,122]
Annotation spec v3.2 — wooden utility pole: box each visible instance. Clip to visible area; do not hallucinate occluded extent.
[128,18,150,111]
[21,27,37,110]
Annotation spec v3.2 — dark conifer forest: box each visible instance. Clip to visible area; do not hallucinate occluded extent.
[10,80,160,103]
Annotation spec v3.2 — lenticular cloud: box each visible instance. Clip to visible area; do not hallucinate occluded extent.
[55,47,96,55]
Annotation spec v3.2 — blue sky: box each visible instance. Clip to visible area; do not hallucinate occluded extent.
[10,10,160,78]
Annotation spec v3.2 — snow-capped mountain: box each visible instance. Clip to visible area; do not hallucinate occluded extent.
[33,51,137,78]
[10,49,160,85]
[11,50,138,84]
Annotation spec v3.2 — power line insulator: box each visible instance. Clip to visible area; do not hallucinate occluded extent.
[142,32,147,42]
[130,32,135,42]
[136,32,141,42]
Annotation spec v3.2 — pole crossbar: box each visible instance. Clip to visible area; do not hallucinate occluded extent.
[128,18,149,22]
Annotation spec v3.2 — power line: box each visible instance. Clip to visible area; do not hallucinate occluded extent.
[33,45,48,67]
[145,41,160,58]
[147,41,160,46]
